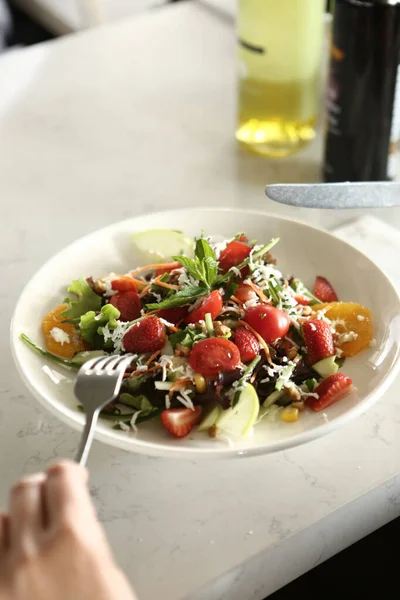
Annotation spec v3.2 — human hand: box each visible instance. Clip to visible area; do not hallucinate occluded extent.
[0,461,137,600]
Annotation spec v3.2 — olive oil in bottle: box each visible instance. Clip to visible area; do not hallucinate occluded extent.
[236,0,325,158]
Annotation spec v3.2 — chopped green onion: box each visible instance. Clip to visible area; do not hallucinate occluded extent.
[205,312,214,337]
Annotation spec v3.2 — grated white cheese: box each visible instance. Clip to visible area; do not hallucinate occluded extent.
[135,365,148,372]
[176,389,195,411]
[211,240,229,259]
[49,327,70,345]
[158,354,174,381]
[165,394,171,409]
[118,421,131,432]
[336,331,358,344]
[102,273,119,298]
[102,321,134,354]
[130,411,141,433]
[228,266,242,278]
[159,317,175,328]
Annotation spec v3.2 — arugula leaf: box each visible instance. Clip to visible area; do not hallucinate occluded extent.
[169,327,207,350]
[113,408,162,429]
[215,238,280,286]
[146,285,207,310]
[122,372,154,393]
[20,334,79,369]
[80,304,120,345]
[119,393,153,413]
[61,278,102,321]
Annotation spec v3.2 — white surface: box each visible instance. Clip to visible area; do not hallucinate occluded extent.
[1,3,400,599]
[11,209,400,458]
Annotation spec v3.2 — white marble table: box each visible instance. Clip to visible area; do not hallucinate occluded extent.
[0,3,400,599]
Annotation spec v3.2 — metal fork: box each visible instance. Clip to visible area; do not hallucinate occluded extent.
[74,354,135,466]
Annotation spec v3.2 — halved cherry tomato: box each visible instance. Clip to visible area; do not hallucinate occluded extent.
[110,291,141,322]
[186,290,223,324]
[189,338,240,377]
[158,306,189,324]
[219,241,251,274]
[111,276,137,293]
[235,282,257,304]
[244,305,290,344]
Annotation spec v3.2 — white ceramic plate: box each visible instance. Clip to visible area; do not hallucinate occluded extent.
[11,209,400,458]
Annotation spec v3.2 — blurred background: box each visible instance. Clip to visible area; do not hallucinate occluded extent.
[0,1,333,46]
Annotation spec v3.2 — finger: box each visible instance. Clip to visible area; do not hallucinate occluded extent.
[0,512,10,553]
[44,460,93,529]
[8,474,46,556]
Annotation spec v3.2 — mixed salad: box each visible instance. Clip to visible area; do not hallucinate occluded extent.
[22,230,373,440]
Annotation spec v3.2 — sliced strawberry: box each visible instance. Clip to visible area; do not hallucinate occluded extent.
[314,276,338,303]
[307,373,353,412]
[161,406,202,438]
[111,276,138,293]
[234,326,260,362]
[123,316,166,353]
[158,306,189,324]
[302,319,334,365]
[295,294,311,306]
[109,291,141,322]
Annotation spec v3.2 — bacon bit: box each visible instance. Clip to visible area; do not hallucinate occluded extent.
[230,295,244,306]
[139,284,152,298]
[145,350,161,366]
[238,319,272,364]
[130,262,182,276]
[246,281,270,304]
[168,378,192,398]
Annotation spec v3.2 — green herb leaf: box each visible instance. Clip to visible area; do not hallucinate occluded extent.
[146,285,207,310]
[195,238,218,286]
[223,281,238,301]
[61,278,102,320]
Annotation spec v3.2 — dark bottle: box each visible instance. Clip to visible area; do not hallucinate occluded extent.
[324,0,400,182]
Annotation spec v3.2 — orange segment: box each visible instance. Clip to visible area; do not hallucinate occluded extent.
[313,302,373,357]
[42,304,87,359]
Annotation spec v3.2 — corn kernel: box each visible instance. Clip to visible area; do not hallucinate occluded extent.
[281,406,299,423]
[194,373,207,394]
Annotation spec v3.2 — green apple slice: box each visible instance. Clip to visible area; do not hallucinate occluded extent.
[216,383,259,437]
[313,355,338,378]
[198,404,223,432]
[131,229,194,261]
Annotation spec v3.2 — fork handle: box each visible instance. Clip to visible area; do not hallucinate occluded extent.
[75,408,100,466]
